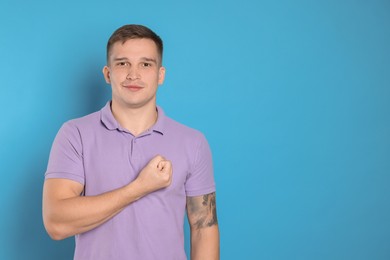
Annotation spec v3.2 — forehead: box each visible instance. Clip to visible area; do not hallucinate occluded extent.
[109,38,160,60]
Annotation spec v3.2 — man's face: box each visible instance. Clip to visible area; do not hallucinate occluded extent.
[103,38,165,110]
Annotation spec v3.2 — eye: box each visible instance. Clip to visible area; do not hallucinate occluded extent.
[117,61,129,67]
[142,62,152,67]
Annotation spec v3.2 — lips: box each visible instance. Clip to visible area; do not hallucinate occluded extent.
[123,85,143,91]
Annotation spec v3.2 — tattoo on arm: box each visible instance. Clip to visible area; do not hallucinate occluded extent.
[187,192,218,229]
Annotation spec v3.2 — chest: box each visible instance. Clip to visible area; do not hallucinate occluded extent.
[81,131,192,197]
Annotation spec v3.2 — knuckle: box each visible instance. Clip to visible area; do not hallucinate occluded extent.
[153,155,162,162]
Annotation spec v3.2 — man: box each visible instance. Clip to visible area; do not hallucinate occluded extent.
[43,24,219,260]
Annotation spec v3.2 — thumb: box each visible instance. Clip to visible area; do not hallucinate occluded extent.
[148,155,165,167]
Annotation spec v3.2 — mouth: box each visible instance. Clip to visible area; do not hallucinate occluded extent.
[123,84,143,91]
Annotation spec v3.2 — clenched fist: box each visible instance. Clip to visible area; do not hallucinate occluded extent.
[135,155,173,194]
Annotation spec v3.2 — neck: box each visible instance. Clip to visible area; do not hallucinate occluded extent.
[111,101,158,136]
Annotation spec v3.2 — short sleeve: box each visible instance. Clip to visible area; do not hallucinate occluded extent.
[185,133,216,197]
[45,121,85,185]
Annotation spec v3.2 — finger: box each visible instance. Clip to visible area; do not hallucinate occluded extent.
[159,160,172,173]
[149,155,164,167]
[157,160,167,170]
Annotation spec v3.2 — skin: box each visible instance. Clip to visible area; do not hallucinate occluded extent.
[102,38,165,135]
[42,38,219,259]
[187,193,220,260]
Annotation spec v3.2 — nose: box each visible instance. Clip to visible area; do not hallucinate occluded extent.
[126,67,140,80]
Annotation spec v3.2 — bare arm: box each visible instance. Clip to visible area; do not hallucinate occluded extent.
[187,192,220,260]
[43,155,172,240]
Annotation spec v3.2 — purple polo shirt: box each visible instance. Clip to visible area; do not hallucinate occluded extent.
[45,102,215,260]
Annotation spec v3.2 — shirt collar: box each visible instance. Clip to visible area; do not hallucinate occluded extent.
[100,101,165,135]
[152,106,165,135]
[100,101,119,131]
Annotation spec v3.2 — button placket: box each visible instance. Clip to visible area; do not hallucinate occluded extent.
[130,137,142,171]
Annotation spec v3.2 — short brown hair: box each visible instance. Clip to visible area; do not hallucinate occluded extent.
[106,24,163,65]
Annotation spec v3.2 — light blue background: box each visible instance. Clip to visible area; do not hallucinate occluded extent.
[1,0,389,259]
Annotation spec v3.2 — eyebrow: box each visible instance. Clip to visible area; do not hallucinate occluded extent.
[112,57,158,64]
[140,57,158,64]
[112,57,129,62]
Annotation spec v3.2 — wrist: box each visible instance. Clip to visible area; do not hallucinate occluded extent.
[125,179,147,201]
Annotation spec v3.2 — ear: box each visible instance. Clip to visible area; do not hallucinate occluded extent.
[158,66,166,85]
[102,66,111,84]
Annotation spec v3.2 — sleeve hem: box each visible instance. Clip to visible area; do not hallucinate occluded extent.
[45,172,85,185]
[186,186,216,197]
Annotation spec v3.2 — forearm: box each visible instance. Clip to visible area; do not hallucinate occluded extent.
[43,156,172,240]
[43,179,146,240]
[191,225,220,260]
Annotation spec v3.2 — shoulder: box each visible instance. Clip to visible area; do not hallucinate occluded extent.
[52,110,101,146]
[58,110,102,136]
[65,110,101,129]
[163,115,206,143]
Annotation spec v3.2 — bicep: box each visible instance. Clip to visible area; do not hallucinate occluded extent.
[186,192,218,229]
[42,179,85,239]
[43,178,84,206]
